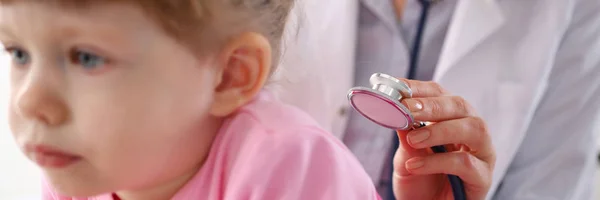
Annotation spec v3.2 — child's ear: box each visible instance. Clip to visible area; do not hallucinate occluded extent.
[209,32,272,117]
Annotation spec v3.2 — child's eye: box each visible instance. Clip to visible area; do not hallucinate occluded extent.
[4,47,31,66]
[70,50,106,70]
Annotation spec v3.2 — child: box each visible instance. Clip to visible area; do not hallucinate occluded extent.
[1,0,380,199]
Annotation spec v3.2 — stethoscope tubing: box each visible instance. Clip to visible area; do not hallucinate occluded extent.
[430,146,467,200]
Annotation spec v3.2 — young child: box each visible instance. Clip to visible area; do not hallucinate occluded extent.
[1,0,380,199]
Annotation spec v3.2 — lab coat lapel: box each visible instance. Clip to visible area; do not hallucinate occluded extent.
[360,0,400,33]
[433,0,506,81]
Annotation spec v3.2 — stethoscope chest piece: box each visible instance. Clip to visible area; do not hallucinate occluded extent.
[347,73,416,130]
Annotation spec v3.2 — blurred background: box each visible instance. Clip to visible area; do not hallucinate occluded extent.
[0,54,43,200]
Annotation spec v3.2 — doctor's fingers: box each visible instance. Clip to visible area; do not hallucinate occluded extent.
[399,79,451,97]
[402,96,477,122]
[403,151,493,197]
[404,117,496,164]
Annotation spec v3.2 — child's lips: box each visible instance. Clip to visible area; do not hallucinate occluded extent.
[24,144,82,168]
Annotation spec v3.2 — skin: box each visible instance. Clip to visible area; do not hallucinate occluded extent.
[393,80,496,200]
[393,0,406,20]
[2,2,271,200]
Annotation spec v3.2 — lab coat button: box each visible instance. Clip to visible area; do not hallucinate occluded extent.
[338,106,348,116]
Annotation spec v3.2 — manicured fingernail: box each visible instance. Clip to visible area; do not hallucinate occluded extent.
[403,99,423,112]
[408,129,430,144]
[405,158,425,169]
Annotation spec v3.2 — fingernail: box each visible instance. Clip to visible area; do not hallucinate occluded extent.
[408,129,430,144]
[403,99,423,112]
[405,158,425,169]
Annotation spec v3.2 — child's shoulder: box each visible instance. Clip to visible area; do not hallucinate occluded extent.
[211,91,380,200]
[236,90,323,131]
[224,90,345,152]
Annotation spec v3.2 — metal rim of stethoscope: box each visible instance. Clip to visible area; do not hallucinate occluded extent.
[347,73,418,130]
[347,87,415,130]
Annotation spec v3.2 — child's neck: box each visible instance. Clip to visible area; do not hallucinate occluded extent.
[113,116,224,200]
[114,167,200,200]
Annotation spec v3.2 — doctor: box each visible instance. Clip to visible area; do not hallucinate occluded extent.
[274,0,600,199]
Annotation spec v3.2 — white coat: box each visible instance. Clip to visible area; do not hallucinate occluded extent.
[271,0,600,199]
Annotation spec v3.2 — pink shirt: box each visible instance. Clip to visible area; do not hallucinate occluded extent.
[43,91,381,200]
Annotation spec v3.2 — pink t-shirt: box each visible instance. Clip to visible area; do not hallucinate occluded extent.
[42,90,381,200]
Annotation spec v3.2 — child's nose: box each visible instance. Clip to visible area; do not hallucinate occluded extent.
[13,73,68,126]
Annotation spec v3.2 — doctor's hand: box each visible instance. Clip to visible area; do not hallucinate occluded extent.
[392,79,496,200]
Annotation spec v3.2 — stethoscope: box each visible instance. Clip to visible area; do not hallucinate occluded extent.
[346,0,467,200]
[347,73,466,200]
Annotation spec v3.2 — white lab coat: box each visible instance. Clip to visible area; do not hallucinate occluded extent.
[272,0,600,199]
[268,0,358,139]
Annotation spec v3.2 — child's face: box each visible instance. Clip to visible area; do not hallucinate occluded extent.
[2,2,224,196]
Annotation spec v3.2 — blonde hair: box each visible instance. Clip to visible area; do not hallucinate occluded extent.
[0,0,296,69]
